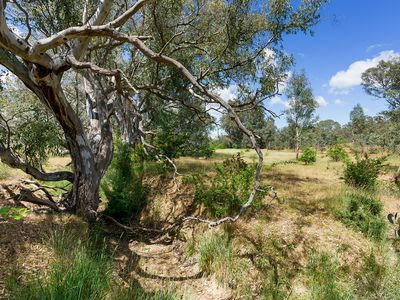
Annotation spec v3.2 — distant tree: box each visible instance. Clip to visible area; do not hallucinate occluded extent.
[271,125,295,150]
[313,119,342,150]
[348,104,367,149]
[301,119,342,150]
[362,58,400,186]
[221,107,277,149]
[362,58,400,110]
[285,70,318,159]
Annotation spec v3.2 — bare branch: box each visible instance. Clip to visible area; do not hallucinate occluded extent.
[0,143,74,182]
[16,189,60,211]
[11,0,31,42]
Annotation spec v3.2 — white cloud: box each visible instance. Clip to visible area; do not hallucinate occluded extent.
[214,85,237,101]
[278,71,292,93]
[263,48,276,62]
[270,96,290,108]
[316,96,328,107]
[334,99,345,105]
[366,43,387,53]
[329,50,400,92]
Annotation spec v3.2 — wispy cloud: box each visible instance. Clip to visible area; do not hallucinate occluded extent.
[316,96,328,107]
[366,43,389,53]
[334,99,345,105]
[329,50,400,92]
[213,85,237,101]
[270,96,290,108]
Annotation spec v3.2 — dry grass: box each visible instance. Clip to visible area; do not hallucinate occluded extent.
[1,149,400,299]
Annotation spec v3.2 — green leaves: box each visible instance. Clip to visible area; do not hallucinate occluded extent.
[189,153,267,217]
[299,147,317,165]
[344,155,386,189]
[0,207,29,220]
[327,144,349,162]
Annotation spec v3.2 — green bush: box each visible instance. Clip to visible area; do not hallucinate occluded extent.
[0,207,29,220]
[336,193,387,241]
[187,153,267,217]
[101,139,148,220]
[327,144,348,162]
[343,155,385,189]
[299,147,317,165]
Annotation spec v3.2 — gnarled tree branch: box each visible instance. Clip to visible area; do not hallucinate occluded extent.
[0,143,74,182]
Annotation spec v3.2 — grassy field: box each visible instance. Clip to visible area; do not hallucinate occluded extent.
[1,149,400,299]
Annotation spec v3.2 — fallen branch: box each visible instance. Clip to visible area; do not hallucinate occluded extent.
[183,186,280,228]
[99,213,166,234]
[16,189,60,211]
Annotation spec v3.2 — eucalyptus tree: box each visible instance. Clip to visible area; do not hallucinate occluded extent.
[362,58,400,186]
[284,70,317,159]
[348,103,367,150]
[221,106,277,149]
[0,0,326,222]
[362,58,400,111]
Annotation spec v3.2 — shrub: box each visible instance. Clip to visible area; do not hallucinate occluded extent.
[187,153,268,217]
[299,147,317,165]
[327,144,348,162]
[101,139,148,220]
[336,193,387,241]
[0,207,29,220]
[343,155,385,189]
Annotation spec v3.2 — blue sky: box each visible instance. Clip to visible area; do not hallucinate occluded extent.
[264,0,400,128]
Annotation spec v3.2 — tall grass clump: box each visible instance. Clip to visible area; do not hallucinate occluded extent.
[306,252,353,300]
[6,228,113,300]
[0,162,10,180]
[198,231,233,282]
[6,225,179,300]
[335,193,387,241]
[101,138,148,220]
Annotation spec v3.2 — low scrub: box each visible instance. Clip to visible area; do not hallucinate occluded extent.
[6,225,178,300]
[335,193,387,241]
[327,144,348,162]
[343,155,385,189]
[0,207,29,220]
[186,153,268,217]
[299,147,317,165]
[306,252,354,300]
